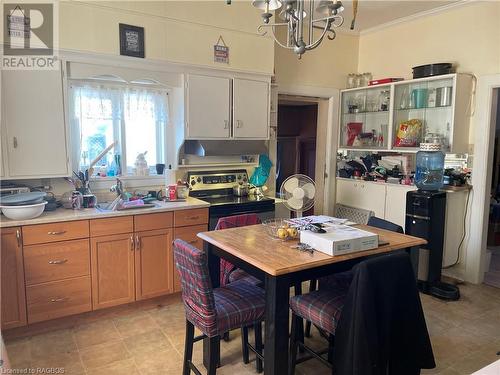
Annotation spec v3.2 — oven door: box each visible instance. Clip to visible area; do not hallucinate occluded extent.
[208,205,275,230]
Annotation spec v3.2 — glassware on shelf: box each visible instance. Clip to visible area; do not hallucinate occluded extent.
[362,73,372,87]
[378,90,390,111]
[399,87,410,110]
[346,74,356,89]
[355,74,363,88]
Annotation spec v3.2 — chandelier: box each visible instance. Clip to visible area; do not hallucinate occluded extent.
[252,0,345,58]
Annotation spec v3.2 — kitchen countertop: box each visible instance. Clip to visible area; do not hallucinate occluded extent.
[336,177,472,192]
[0,197,210,228]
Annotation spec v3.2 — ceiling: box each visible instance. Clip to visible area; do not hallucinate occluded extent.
[338,0,461,32]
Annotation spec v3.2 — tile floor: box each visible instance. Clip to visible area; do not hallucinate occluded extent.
[4,282,500,375]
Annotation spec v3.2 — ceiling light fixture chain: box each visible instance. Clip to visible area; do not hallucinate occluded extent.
[252,0,345,58]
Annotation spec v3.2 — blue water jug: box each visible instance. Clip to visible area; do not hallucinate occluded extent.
[415,143,445,191]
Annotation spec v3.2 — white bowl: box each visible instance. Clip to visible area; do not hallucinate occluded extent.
[0,201,47,220]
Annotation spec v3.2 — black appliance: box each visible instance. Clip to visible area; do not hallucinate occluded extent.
[412,63,454,79]
[405,190,460,300]
[187,169,275,230]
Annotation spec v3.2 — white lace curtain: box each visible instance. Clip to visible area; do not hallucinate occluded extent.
[69,81,169,173]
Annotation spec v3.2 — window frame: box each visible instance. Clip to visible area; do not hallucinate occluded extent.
[69,79,170,179]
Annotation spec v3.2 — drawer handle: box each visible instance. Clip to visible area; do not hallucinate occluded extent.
[188,240,198,244]
[47,231,67,236]
[186,216,200,221]
[16,229,22,247]
[48,259,68,265]
[50,297,68,303]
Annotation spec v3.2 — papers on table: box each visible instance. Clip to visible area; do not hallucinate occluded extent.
[286,215,356,227]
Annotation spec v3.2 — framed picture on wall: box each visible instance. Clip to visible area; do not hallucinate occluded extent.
[119,23,145,58]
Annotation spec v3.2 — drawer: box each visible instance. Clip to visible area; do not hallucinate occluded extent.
[22,220,89,246]
[174,209,209,228]
[173,224,207,248]
[24,239,90,286]
[134,212,173,232]
[90,216,133,237]
[26,276,91,324]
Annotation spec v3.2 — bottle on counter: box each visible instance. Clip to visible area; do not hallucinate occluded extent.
[415,142,445,191]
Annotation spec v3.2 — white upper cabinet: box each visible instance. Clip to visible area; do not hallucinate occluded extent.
[186,74,270,140]
[2,68,69,179]
[233,78,269,139]
[186,74,231,139]
[338,73,473,154]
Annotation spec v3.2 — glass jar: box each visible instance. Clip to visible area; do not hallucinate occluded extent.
[362,72,372,86]
[346,74,356,89]
[415,143,445,191]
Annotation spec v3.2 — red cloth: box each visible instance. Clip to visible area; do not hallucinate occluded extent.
[215,214,261,286]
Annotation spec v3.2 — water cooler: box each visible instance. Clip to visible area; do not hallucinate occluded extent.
[405,141,460,300]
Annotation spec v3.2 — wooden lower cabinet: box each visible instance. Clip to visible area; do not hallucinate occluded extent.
[1,227,27,329]
[26,276,91,324]
[91,233,135,310]
[135,229,173,300]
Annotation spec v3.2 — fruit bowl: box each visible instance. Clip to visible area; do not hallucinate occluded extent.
[262,218,299,241]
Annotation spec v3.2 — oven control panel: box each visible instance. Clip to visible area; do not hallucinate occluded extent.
[187,169,248,191]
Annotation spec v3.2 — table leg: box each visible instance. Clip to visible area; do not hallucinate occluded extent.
[204,243,220,370]
[264,275,290,375]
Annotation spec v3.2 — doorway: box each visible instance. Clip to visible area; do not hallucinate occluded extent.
[276,95,318,216]
[485,89,500,287]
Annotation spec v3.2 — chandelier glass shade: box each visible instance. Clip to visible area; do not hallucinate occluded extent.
[252,0,345,57]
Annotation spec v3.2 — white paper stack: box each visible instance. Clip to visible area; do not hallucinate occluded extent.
[300,225,379,256]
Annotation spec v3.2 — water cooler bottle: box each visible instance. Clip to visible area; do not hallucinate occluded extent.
[405,190,460,300]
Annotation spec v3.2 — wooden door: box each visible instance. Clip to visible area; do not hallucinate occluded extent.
[135,229,173,300]
[173,225,206,292]
[1,227,27,329]
[186,74,231,139]
[233,78,269,139]
[91,233,135,309]
[2,67,69,178]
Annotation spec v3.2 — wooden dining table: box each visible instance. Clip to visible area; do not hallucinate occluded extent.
[197,223,427,375]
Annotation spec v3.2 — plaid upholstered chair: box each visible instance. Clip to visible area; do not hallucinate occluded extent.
[173,239,265,375]
[216,214,262,286]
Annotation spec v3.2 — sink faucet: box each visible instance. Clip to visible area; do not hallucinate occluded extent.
[110,178,124,198]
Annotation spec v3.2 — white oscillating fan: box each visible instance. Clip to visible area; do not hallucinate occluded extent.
[280,174,316,217]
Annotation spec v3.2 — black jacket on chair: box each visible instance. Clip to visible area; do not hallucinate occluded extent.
[333,252,435,375]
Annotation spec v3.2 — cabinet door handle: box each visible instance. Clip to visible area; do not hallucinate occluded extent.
[48,259,68,265]
[13,137,18,148]
[135,235,140,251]
[224,120,229,129]
[16,229,22,247]
[47,231,67,236]
[236,120,243,128]
[130,235,134,251]
[50,297,68,303]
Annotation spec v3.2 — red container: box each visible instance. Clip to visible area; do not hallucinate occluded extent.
[168,184,177,200]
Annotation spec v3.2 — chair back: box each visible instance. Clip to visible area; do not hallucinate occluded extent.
[173,239,217,335]
[367,216,404,233]
[335,203,373,224]
[216,214,262,285]
[215,213,262,230]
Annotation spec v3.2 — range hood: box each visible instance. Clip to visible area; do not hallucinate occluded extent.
[183,140,267,156]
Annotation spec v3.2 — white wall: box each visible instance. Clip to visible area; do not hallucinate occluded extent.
[58,1,274,74]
